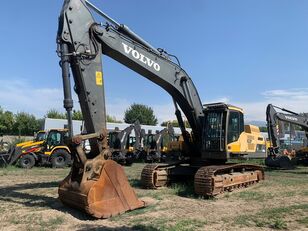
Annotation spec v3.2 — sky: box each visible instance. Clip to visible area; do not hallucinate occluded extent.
[0,0,308,124]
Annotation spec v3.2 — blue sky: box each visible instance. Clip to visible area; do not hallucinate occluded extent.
[0,0,308,123]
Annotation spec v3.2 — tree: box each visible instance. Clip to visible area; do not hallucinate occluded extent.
[45,109,66,119]
[161,119,191,128]
[13,112,40,136]
[72,110,83,120]
[124,103,158,125]
[259,126,267,132]
[0,107,14,135]
[107,115,122,123]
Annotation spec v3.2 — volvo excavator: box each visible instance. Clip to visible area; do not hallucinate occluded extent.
[265,104,308,169]
[57,0,264,218]
[108,121,142,165]
[141,124,175,162]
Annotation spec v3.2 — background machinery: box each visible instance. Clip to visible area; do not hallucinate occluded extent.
[57,0,264,218]
[1,129,71,169]
[265,104,308,169]
[108,120,142,165]
[0,130,46,167]
[141,123,175,162]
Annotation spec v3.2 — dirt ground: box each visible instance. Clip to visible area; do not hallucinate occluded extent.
[0,163,307,231]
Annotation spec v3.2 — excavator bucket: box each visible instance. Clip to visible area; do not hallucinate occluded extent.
[265,155,296,169]
[58,157,145,218]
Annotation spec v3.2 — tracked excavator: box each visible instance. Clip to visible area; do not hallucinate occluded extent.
[265,104,308,169]
[57,0,264,218]
[108,121,142,165]
[142,124,175,162]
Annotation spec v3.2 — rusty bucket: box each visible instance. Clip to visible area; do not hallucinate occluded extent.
[58,156,145,218]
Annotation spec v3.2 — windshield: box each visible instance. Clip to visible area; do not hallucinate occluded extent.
[36,132,46,141]
[204,111,226,151]
[47,131,62,146]
[227,111,244,143]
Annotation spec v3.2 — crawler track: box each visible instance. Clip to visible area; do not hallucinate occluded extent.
[194,164,264,196]
[141,163,174,189]
[141,163,264,197]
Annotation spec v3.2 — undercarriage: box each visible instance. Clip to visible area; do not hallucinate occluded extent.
[141,161,264,196]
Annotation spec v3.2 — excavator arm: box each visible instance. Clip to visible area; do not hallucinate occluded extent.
[265,104,308,169]
[57,0,204,156]
[117,121,142,153]
[155,124,175,154]
[266,104,308,153]
[57,0,146,218]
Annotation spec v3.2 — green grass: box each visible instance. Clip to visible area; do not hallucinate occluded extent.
[228,158,265,166]
[297,217,308,227]
[0,165,69,178]
[131,218,207,231]
[110,205,158,222]
[233,190,274,201]
[7,213,65,231]
[234,203,308,229]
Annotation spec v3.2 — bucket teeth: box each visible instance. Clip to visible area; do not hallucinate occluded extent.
[59,159,145,218]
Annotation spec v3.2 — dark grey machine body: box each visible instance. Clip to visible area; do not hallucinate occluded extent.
[266,104,308,153]
[57,0,230,162]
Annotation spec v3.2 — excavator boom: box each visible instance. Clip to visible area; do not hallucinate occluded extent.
[265,104,308,169]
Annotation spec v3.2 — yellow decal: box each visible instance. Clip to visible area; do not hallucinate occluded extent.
[96,71,103,86]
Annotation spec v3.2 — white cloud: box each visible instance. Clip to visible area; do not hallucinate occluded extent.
[236,88,308,122]
[0,79,66,117]
[1,79,307,125]
[0,79,176,123]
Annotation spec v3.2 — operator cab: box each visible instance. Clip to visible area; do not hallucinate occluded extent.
[45,129,69,149]
[202,103,244,161]
[143,130,157,150]
[108,127,121,149]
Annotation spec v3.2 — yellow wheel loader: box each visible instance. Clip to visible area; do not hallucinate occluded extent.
[2,129,71,169]
[0,130,46,167]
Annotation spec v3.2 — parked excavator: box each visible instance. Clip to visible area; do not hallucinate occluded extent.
[141,124,175,162]
[108,120,142,165]
[265,104,308,169]
[57,0,264,218]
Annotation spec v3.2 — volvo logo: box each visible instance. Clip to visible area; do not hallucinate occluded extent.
[285,115,298,121]
[122,42,160,71]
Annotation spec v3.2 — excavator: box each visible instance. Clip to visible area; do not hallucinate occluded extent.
[108,121,142,165]
[141,124,175,162]
[265,104,308,169]
[57,0,264,218]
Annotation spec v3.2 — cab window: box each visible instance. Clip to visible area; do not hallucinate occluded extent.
[48,131,62,146]
[228,111,244,143]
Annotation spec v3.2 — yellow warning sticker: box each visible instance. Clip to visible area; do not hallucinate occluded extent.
[96,71,103,86]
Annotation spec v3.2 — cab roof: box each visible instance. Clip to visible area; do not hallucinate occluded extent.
[203,102,243,113]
